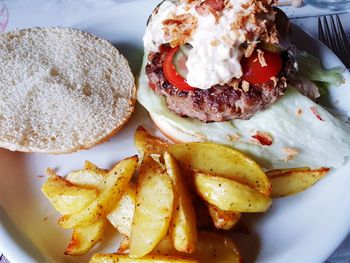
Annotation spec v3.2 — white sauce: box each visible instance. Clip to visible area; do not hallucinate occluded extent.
[143,0,271,90]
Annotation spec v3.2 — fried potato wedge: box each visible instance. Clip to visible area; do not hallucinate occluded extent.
[164,152,197,253]
[266,167,330,198]
[208,205,241,230]
[193,232,242,263]
[65,219,106,256]
[129,156,174,258]
[266,167,310,178]
[135,126,169,158]
[154,231,242,263]
[66,163,137,236]
[90,253,197,263]
[59,156,137,229]
[194,173,272,212]
[168,142,271,195]
[117,236,131,254]
[41,169,98,215]
[107,183,136,237]
[66,167,107,188]
[83,161,109,173]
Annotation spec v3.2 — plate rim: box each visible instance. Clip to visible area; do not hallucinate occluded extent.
[0,3,350,262]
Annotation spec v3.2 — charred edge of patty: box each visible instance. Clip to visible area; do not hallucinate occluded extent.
[145,49,296,123]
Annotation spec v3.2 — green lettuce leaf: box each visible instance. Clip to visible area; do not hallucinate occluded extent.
[137,55,350,169]
[297,50,345,88]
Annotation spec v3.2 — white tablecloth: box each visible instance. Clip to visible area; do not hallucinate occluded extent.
[0,1,349,262]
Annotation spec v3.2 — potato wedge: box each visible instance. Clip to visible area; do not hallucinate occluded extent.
[194,173,272,212]
[164,152,197,253]
[194,232,242,263]
[208,205,241,230]
[154,232,242,263]
[41,169,98,215]
[66,163,137,236]
[107,183,136,237]
[84,160,99,170]
[266,167,310,178]
[90,253,197,263]
[266,167,330,198]
[59,156,137,229]
[66,168,106,188]
[129,156,174,258]
[117,236,130,254]
[83,161,109,174]
[168,142,271,195]
[65,219,106,256]
[135,126,169,158]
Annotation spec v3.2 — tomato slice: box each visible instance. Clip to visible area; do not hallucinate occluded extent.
[163,47,195,92]
[241,50,282,85]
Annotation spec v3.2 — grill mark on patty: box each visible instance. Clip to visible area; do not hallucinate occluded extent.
[146,49,295,122]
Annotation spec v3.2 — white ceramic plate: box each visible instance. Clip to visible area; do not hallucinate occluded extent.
[0,1,350,263]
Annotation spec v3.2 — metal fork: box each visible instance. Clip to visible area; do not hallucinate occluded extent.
[318,14,350,69]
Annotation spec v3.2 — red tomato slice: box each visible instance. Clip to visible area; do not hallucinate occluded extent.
[163,47,195,92]
[241,50,282,85]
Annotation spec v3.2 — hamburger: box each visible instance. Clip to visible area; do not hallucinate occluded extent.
[138,0,350,169]
[143,0,295,122]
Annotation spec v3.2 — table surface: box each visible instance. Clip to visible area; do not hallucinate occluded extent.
[0,1,349,262]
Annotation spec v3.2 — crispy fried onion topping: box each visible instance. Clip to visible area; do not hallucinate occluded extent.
[283,147,299,161]
[231,0,279,57]
[163,13,198,47]
[161,0,279,55]
[195,0,226,18]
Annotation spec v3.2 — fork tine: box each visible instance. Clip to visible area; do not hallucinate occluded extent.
[318,14,350,69]
[335,14,350,52]
[330,15,342,56]
[335,14,350,68]
[318,17,326,44]
[322,17,330,47]
[323,16,338,56]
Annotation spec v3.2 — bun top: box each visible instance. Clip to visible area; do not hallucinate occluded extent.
[0,27,136,153]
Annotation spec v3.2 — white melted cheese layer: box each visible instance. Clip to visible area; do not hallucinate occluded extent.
[143,0,261,89]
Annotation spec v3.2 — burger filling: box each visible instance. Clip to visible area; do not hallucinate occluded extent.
[144,0,297,122]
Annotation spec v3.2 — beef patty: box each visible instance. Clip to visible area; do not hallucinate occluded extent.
[146,49,296,122]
